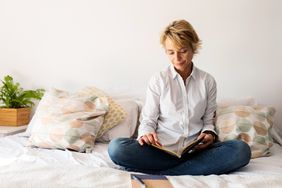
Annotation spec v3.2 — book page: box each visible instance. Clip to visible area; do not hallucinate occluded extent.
[181,137,204,154]
[151,137,204,158]
[151,144,181,158]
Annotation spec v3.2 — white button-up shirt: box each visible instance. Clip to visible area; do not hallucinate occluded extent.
[138,64,217,153]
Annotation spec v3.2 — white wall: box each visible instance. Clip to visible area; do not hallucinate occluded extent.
[0,0,282,127]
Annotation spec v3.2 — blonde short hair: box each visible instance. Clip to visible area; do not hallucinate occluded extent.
[160,19,201,54]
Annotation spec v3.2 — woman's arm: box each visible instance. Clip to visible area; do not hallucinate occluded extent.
[202,75,217,134]
[138,74,162,146]
[196,75,217,150]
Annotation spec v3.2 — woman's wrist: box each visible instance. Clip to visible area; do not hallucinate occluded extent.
[203,131,217,142]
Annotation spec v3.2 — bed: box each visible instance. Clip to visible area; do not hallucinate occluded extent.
[0,134,282,188]
[0,88,281,188]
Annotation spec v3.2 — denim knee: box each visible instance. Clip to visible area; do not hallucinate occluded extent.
[108,138,124,162]
[228,140,251,166]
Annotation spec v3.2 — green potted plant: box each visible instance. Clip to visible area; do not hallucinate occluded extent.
[0,75,44,126]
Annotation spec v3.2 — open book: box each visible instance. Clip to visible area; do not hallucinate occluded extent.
[151,137,204,158]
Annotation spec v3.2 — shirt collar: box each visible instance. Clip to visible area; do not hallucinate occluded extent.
[170,63,197,80]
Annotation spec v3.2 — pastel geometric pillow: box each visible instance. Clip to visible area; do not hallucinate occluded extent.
[77,87,127,139]
[29,89,109,152]
[216,105,276,158]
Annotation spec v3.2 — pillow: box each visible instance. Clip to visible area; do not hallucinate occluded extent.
[76,87,127,138]
[28,89,109,152]
[270,126,282,146]
[216,105,276,158]
[96,99,139,142]
[217,97,257,108]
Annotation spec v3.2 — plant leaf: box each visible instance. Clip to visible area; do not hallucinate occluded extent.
[0,75,45,108]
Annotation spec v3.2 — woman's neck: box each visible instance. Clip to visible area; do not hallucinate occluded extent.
[175,63,193,81]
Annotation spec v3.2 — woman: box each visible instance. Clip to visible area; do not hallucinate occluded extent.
[108,19,251,175]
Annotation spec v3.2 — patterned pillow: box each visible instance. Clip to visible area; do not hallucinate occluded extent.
[96,99,139,142]
[216,105,276,158]
[29,89,109,152]
[77,87,127,138]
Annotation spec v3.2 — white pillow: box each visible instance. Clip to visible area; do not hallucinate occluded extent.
[96,99,139,142]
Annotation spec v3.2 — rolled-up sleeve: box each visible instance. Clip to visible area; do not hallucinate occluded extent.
[138,74,161,138]
[201,75,217,135]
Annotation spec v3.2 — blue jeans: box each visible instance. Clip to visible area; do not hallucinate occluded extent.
[108,138,251,175]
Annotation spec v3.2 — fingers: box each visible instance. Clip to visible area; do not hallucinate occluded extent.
[147,134,155,145]
[152,132,158,142]
[197,133,206,141]
[137,132,162,146]
[203,133,215,144]
[138,135,150,146]
[152,132,162,146]
[138,138,144,146]
[195,133,214,150]
[195,141,211,150]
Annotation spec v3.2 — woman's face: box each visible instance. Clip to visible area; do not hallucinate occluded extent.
[165,39,194,71]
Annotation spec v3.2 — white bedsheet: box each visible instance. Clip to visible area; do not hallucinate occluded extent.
[0,133,282,188]
[0,133,115,168]
[0,164,131,188]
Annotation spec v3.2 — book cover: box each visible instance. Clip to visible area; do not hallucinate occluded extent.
[131,174,173,188]
[151,137,204,158]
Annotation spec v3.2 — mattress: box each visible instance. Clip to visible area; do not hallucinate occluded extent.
[0,133,282,188]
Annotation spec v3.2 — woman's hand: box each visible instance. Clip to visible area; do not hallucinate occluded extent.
[194,132,215,150]
[138,132,162,147]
